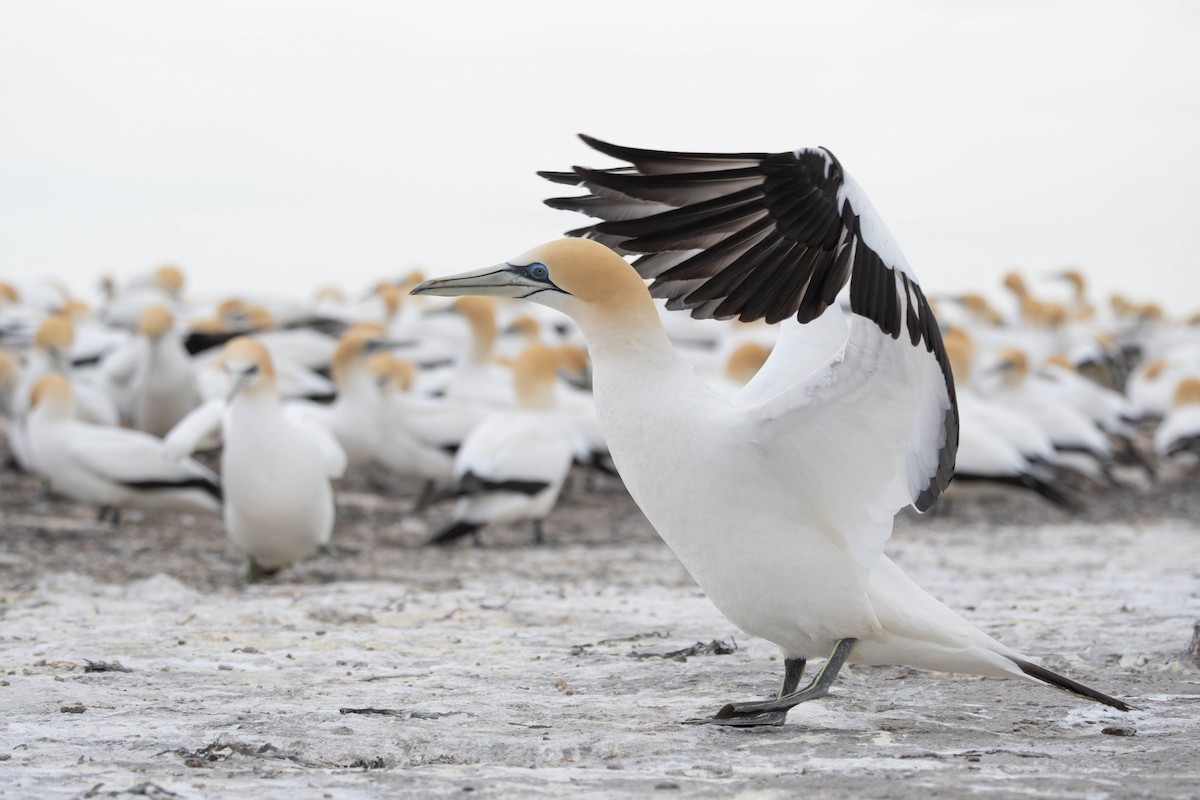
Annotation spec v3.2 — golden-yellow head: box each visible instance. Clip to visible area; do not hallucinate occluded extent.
[1174,377,1200,407]
[366,352,416,393]
[138,304,175,340]
[410,238,656,332]
[724,341,772,386]
[220,337,276,397]
[35,315,75,353]
[993,347,1029,383]
[29,373,74,412]
[154,264,185,295]
[513,343,562,410]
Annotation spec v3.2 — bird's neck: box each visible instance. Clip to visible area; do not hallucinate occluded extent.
[575,307,706,411]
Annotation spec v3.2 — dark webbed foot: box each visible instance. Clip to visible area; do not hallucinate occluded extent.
[682,640,855,727]
[684,709,789,727]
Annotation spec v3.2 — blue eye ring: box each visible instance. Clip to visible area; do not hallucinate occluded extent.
[528,263,549,280]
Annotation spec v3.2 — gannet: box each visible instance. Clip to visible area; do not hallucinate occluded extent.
[11,315,120,471]
[944,335,1077,508]
[984,348,1115,480]
[427,343,584,546]
[413,136,1129,724]
[285,325,405,471]
[439,297,514,407]
[101,264,186,331]
[366,353,457,507]
[1155,377,1200,459]
[103,304,202,436]
[166,338,346,580]
[0,348,21,447]
[25,374,221,522]
[190,307,337,403]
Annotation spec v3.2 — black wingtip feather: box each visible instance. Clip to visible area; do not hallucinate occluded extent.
[538,170,585,186]
[121,477,222,503]
[427,520,483,547]
[1010,657,1133,711]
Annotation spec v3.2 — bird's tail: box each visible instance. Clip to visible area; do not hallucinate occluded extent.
[1008,657,1132,711]
[427,520,483,546]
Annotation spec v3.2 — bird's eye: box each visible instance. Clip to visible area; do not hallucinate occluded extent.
[528,263,549,280]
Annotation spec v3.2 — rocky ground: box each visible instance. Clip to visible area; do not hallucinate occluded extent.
[2,456,1199,799]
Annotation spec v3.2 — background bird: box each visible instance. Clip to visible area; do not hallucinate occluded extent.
[428,342,584,546]
[25,373,221,524]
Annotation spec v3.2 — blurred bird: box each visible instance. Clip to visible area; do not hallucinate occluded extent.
[25,374,220,523]
[167,337,345,581]
[1155,377,1200,459]
[286,325,405,472]
[11,315,121,471]
[0,348,23,450]
[415,135,1130,723]
[101,264,187,330]
[102,304,202,436]
[428,343,584,546]
[366,353,456,507]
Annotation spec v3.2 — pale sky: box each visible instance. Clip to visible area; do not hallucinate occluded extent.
[2,1,1199,314]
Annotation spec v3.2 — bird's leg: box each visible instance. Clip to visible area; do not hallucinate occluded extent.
[96,506,109,524]
[412,480,437,513]
[245,556,279,583]
[532,519,545,546]
[778,656,808,698]
[688,639,855,727]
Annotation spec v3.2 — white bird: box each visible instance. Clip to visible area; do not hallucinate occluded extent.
[0,347,23,448]
[413,136,1129,724]
[25,373,221,523]
[285,325,401,472]
[101,264,187,331]
[103,304,202,436]
[166,337,345,581]
[365,354,457,507]
[436,296,515,407]
[11,315,121,471]
[982,347,1115,481]
[427,343,584,546]
[942,331,1080,507]
[1155,377,1200,459]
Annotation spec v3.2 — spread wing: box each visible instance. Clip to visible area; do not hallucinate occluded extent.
[542,135,957,513]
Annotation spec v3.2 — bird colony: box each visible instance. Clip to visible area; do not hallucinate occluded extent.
[3,136,1199,728]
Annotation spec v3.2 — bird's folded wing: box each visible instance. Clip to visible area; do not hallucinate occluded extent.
[543,135,957,516]
[457,415,574,487]
[69,428,215,485]
[164,398,225,460]
[282,403,348,479]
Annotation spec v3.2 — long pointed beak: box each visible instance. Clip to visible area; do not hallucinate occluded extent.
[410,265,537,299]
[226,369,255,401]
